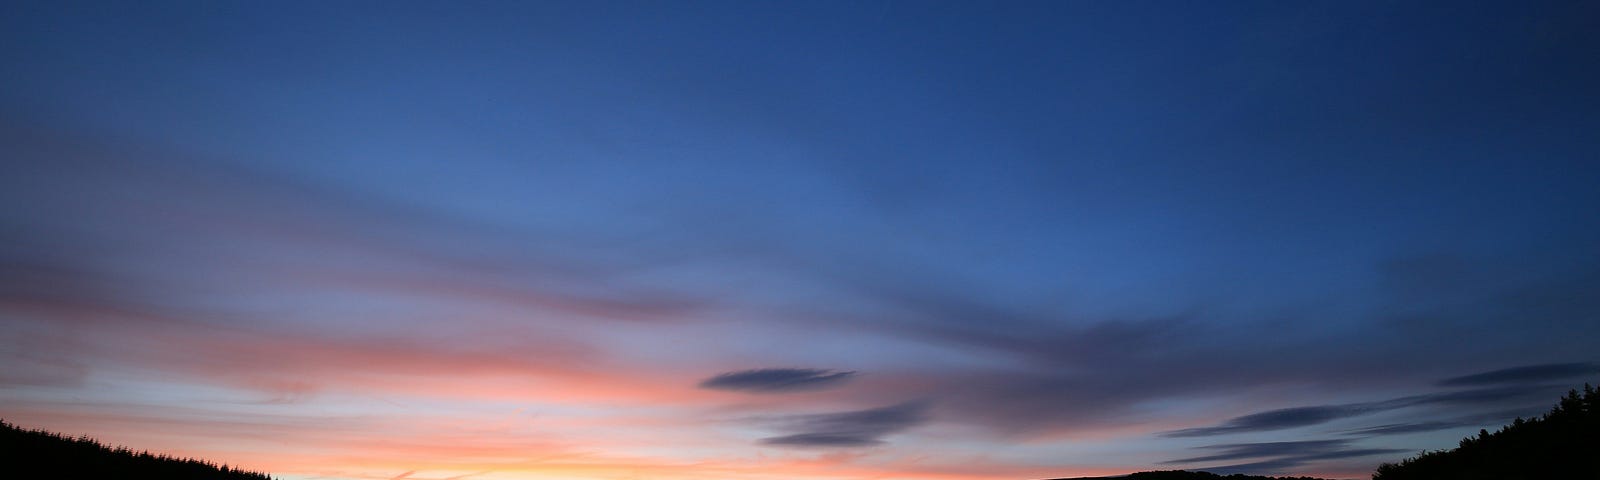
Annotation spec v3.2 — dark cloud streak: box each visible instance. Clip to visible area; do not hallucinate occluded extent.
[1161,405,1381,438]
[758,402,927,448]
[1340,407,1550,437]
[699,368,856,393]
[1162,440,1349,464]
[1164,440,1408,476]
[1437,362,1598,387]
[1162,383,1562,438]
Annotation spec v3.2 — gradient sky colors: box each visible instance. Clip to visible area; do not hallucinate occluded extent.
[3,1,1599,479]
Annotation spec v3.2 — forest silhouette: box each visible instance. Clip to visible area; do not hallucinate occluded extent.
[0,419,272,480]
[1371,383,1599,480]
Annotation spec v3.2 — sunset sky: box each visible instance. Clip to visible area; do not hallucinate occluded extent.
[2,1,1599,479]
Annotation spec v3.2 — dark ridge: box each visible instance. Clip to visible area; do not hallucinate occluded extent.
[0,419,274,480]
[1044,470,1328,480]
[1372,382,1600,480]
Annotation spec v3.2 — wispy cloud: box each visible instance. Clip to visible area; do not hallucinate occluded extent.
[1339,407,1547,437]
[1339,421,1467,436]
[1165,440,1354,464]
[1161,381,1562,438]
[759,402,929,448]
[1161,405,1381,438]
[1437,362,1598,387]
[700,368,857,393]
[1164,440,1408,475]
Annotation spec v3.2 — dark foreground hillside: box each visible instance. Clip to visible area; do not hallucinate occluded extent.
[1372,384,1599,480]
[0,420,273,480]
[1048,470,1326,480]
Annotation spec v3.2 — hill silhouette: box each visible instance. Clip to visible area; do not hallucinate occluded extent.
[1371,383,1599,480]
[0,420,273,480]
[1047,470,1326,480]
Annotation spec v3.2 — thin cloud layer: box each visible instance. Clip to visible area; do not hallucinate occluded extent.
[1165,440,1386,464]
[1340,407,1547,437]
[1162,380,1567,438]
[1161,405,1381,438]
[1437,362,1599,387]
[699,368,857,393]
[1165,440,1409,476]
[759,402,929,448]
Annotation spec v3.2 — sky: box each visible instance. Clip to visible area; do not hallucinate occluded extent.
[1,1,1598,479]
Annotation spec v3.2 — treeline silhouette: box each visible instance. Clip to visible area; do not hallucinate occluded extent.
[0,420,273,480]
[1372,384,1599,480]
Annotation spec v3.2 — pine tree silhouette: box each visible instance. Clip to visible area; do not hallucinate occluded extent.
[1371,383,1600,480]
[0,420,274,480]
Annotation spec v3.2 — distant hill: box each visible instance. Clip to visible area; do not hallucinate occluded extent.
[1046,470,1326,480]
[0,420,273,480]
[1371,384,1599,480]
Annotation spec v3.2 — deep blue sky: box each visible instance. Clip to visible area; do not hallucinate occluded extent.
[2,2,1598,479]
